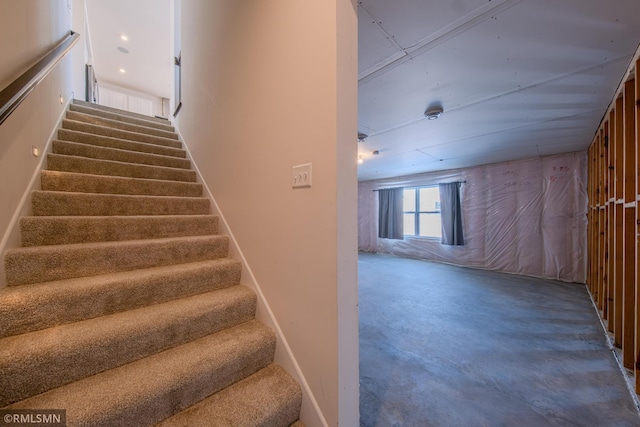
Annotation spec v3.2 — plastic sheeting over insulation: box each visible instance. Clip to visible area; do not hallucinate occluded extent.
[358,152,587,283]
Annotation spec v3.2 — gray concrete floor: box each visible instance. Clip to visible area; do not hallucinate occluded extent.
[359,252,640,427]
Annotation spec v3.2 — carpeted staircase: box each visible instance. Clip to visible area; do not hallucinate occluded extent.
[0,100,303,426]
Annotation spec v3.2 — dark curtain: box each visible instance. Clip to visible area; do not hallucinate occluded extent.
[378,188,404,239]
[439,182,464,245]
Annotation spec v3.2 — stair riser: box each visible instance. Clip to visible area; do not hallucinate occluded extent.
[73,100,170,125]
[0,259,241,338]
[66,111,179,140]
[62,119,182,149]
[156,364,302,427]
[32,191,209,216]
[40,171,203,198]
[7,322,276,427]
[21,215,216,247]
[47,154,197,182]
[57,129,186,158]
[69,104,175,132]
[4,236,229,286]
[0,287,257,407]
[52,140,191,170]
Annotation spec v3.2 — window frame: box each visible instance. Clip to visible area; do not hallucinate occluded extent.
[403,185,442,239]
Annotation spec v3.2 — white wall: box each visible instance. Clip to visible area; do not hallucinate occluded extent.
[176,1,358,425]
[71,0,86,101]
[359,152,588,283]
[0,0,75,287]
[97,81,164,117]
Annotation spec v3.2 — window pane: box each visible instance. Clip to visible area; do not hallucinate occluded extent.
[419,213,442,238]
[403,188,416,211]
[404,213,416,235]
[419,187,440,212]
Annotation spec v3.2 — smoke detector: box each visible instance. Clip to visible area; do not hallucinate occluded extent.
[424,107,443,120]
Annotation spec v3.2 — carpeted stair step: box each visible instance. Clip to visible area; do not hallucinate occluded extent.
[62,119,182,149]
[290,421,306,426]
[4,235,229,286]
[156,363,302,427]
[32,191,209,216]
[66,111,179,140]
[73,99,170,125]
[0,285,257,406]
[47,154,197,182]
[40,171,203,197]
[69,103,175,132]
[0,259,241,338]
[52,140,191,169]
[6,320,276,427]
[20,214,216,246]
[58,129,186,158]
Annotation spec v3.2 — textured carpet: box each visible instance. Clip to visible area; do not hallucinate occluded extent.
[1,100,302,426]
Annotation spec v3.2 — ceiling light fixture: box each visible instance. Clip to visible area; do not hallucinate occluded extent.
[358,155,364,164]
[119,68,126,73]
[120,35,128,41]
[117,46,129,54]
[358,132,368,142]
[424,106,443,120]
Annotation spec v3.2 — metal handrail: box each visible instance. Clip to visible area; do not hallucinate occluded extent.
[0,31,80,126]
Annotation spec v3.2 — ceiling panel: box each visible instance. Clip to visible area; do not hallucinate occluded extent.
[358,6,406,79]
[359,0,510,49]
[357,0,640,179]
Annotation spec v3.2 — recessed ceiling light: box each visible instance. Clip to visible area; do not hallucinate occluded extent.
[117,46,129,54]
[120,35,128,41]
[119,68,126,73]
[358,155,364,164]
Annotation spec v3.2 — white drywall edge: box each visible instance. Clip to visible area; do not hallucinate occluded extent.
[0,94,73,288]
[174,125,329,427]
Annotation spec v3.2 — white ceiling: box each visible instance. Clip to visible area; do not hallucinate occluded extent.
[84,1,640,181]
[85,0,172,99]
[357,0,640,180]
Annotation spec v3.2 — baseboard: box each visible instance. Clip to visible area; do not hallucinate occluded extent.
[173,124,328,427]
[0,94,73,288]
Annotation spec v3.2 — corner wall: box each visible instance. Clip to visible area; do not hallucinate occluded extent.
[359,152,588,283]
[0,0,75,287]
[176,1,358,425]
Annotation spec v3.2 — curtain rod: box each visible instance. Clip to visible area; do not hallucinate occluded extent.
[372,181,466,191]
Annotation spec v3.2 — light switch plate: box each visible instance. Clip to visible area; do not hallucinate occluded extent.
[292,163,312,188]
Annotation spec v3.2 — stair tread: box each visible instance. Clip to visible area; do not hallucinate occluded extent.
[32,190,210,216]
[73,99,170,124]
[40,170,203,197]
[0,258,241,338]
[66,111,179,140]
[21,214,217,246]
[62,119,182,149]
[0,286,257,406]
[69,104,175,132]
[52,140,191,169]
[47,153,197,182]
[4,235,229,286]
[156,364,302,427]
[57,129,186,158]
[7,320,276,427]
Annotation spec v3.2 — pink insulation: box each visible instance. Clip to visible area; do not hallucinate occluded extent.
[358,152,588,283]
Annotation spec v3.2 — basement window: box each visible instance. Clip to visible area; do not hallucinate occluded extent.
[403,186,442,238]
